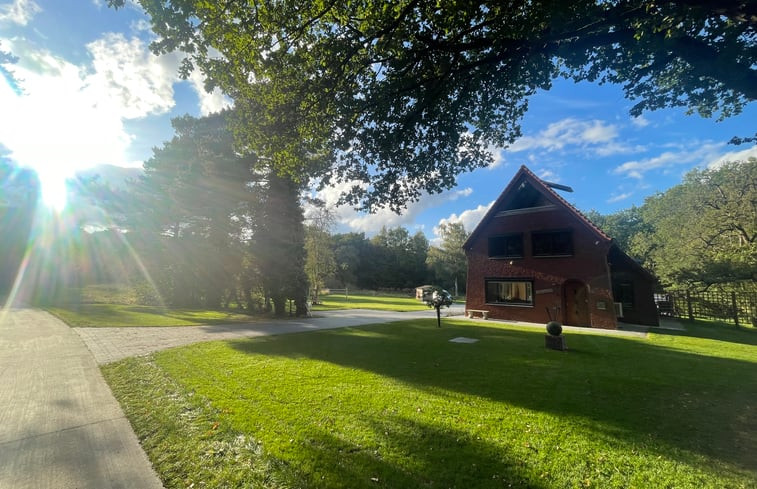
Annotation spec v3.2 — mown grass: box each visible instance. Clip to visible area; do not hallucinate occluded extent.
[311,293,428,312]
[48,303,258,327]
[103,318,757,488]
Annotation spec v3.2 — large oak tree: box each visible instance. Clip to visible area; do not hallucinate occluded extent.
[110,0,755,211]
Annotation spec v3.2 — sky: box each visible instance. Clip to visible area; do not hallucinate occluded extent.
[1,0,755,243]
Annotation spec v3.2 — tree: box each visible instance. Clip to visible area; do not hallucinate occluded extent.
[304,199,336,303]
[369,226,429,288]
[110,0,755,212]
[0,161,38,298]
[631,158,756,290]
[252,172,310,316]
[426,222,469,296]
[117,112,256,307]
[331,232,368,287]
[585,207,648,256]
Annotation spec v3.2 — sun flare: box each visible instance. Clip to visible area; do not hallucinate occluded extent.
[34,167,70,211]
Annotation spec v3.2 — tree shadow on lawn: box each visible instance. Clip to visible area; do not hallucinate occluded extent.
[226,320,757,474]
[284,413,543,489]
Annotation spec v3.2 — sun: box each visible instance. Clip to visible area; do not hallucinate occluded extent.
[34,166,70,212]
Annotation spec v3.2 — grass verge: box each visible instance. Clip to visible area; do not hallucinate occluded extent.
[48,304,258,327]
[103,319,757,488]
[311,293,428,312]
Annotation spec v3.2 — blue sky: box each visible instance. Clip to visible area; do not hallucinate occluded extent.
[2,0,755,242]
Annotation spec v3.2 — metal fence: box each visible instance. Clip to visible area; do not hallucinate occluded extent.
[655,290,757,327]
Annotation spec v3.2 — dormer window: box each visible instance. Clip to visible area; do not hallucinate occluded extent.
[532,230,573,257]
[488,234,523,258]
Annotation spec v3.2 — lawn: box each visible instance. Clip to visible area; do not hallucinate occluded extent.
[311,293,429,311]
[102,319,757,488]
[47,289,427,326]
[48,304,258,327]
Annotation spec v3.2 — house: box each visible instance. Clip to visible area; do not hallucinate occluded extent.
[463,165,659,328]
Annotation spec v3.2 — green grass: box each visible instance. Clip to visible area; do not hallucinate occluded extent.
[103,319,757,488]
[311,293,428,311]
[48,303,258,327]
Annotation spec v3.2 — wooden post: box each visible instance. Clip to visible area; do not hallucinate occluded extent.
[686,290,694,321]
[732,292,739,327]
[436,306,441,328]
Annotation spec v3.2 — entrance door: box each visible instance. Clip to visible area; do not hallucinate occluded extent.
[564,280,590,326]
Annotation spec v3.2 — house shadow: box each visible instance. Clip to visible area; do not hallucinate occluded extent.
[226,319,757,476]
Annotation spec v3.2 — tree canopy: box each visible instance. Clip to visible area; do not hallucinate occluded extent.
[630,158,756,290]
[111,0,756,211]
[592,159,756,291]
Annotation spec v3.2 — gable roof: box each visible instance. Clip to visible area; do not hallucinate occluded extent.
[463,165,611,250]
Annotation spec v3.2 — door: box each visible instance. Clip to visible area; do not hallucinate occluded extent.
[564,280,590,326]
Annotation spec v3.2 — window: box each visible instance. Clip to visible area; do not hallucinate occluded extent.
[613,281,634,310]
[485,279,534,306]
[488,234,523,258]
[532,230,573,256]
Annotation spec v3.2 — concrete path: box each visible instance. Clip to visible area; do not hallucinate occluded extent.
[75,308,443,365]
[0,308,164,489]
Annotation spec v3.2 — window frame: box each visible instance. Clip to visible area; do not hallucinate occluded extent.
[487,233,524,259]
[531,229,573,257]
[612,281,635,311]
[484,278,535,307]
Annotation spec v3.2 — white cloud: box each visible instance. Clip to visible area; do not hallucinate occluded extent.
[0,33,189,206]
[307,179,474,235]
[606,192,633,203]
[0,0,40,26]
[613,142,725,179]
[509,118,619,153]
[86,33,181,119]
[631,115,650,128]
[433,201,493,242]
[706,145,757,169]
[537,169,558,182]
[0,40,134,169]
[187,67,232,116]
[487,145,505,169]
[0,32,234,191]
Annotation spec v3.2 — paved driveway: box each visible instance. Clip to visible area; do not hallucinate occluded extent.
[75,308,444,364]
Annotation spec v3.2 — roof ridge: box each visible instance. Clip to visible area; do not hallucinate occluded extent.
[519,165,611,242]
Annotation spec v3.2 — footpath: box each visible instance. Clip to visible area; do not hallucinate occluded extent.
[0,308,164,489]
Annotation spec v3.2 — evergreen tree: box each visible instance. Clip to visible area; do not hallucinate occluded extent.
[253,173,309,316]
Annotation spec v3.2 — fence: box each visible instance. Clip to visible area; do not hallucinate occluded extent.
[655,290,757,327]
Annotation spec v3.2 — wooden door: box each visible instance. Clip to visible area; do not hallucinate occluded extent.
[564,281,590,326]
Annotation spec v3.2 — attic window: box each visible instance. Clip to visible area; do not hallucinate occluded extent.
[488,234,523,258]
[532,230,573,257]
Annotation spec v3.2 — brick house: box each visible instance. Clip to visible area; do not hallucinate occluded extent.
[463,165,659,328]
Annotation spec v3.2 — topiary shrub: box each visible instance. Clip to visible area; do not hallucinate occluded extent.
[546,320,562,336]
